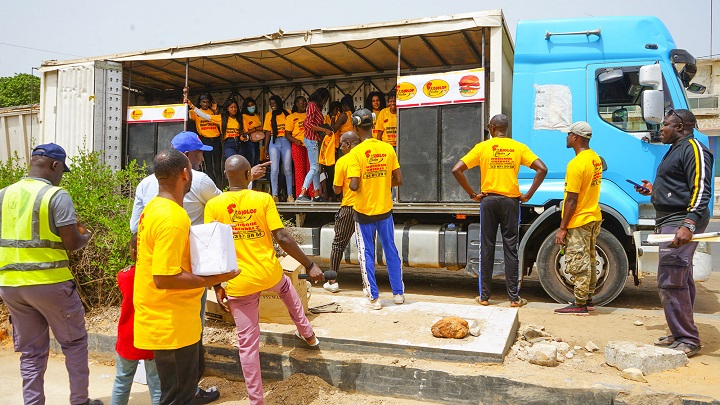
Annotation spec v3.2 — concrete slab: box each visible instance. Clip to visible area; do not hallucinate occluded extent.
[258,295,519,363]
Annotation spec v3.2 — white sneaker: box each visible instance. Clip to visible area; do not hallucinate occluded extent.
[363,287,370,298]
[393,294,405,305]
[323,281,340,293]
[366,298,382,310]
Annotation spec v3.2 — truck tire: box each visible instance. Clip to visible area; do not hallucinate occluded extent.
[535,228,628,306]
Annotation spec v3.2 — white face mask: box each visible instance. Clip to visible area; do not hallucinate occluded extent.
[247,106,256,114]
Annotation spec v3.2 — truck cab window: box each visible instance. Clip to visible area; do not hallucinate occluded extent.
[596,66,669,138]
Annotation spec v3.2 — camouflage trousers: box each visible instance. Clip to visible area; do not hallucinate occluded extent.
[565,220,602,305]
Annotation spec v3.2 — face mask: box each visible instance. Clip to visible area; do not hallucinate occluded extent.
[247,106,256,114]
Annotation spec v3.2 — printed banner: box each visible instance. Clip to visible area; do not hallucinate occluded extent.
[396,68,485,109]
[127,104,188,123]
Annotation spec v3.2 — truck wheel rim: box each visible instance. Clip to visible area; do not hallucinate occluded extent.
[556,246,608,290]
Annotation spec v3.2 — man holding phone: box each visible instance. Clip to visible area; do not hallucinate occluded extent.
[554,122,603,316]
[634,109,713,357]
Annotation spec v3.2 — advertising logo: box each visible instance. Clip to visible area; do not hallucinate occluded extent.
[130,110,143,120]
[162,107,175,119]
[396,82,417,101]
[458,75,481,97]
[492,144,513,157]
[423,79,450,98]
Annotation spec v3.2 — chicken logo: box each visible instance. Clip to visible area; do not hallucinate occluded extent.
[396,82,417,101]
[423,79,450,98]
[130,109,143,120]
[492,144,513,157]
[228,203,256,223]
[162,107,175,119]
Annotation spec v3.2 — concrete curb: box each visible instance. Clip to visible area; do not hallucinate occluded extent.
[52,332,720,405]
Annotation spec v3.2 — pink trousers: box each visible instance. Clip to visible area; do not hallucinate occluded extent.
[227,275,314,405]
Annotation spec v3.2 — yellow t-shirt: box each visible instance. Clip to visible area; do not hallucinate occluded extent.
[134,197,202,350]
[208,114,241,139]
[285,112,307,144]
[371,109,382,139]
[374,108,398,147]
[189,109,221,138]
[204,190,285,297]
[460,137,539,198]
[263,111,287,137]
[333,154,356,207]
[242,114,263,133]
[337,111,353,148]
[563,149,603,228]
[347,138,400,216]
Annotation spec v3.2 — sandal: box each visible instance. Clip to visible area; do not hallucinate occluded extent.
[510,298,528,308]
[475,296,489,306]
[654,335,675,347]
[294,330,320,347]
[672,342,701,358]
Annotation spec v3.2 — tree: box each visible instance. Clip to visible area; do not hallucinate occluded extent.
[0,73,40,108]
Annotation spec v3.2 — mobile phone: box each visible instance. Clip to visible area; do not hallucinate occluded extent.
[626,179,650,192]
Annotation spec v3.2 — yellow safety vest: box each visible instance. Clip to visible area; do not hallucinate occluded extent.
[0,178,72,286]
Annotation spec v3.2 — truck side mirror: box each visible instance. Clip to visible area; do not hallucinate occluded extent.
[642,90,664,124]
[639,64,663,91]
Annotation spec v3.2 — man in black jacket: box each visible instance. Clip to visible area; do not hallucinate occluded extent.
[635,109,713,357]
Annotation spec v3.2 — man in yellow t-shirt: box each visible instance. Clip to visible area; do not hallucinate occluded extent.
[452,114,547,308]
[204,154,323,404]
[374,90,397,147]
[554,121,603,316]
[347,109,404,310]
[324,131,362,293]
[134,149,238,404]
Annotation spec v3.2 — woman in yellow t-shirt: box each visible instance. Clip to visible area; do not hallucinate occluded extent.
[187,93,222,185]
[218,98,243,160]
[364,91,386,139]
[286,96,312,198]
[240,97,264,167]
[263,95,293,202]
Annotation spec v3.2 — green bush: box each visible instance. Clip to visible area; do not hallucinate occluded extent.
[62,150,145,308]
[0,150,145,309]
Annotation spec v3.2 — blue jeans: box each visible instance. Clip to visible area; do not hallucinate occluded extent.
[269,136,294,196]
[355,215,404,300]
[224,137,259,167]
[302,137,321,191]
[111,354,161,405]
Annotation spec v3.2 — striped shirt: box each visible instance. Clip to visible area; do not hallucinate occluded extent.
[303,101,323,141]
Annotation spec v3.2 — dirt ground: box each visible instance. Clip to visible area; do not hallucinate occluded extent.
[1,266,719,403]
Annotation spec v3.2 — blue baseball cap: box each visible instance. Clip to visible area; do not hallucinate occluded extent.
[171,131,213,153]
[32,143,70,172]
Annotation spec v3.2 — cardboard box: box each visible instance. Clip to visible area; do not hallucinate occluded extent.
[204,255,310,325]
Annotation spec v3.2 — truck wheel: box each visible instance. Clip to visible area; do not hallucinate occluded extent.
[536,228,628,306]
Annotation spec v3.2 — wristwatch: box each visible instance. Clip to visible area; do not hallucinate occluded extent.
[682,222,696,233]
[470,192,477,199]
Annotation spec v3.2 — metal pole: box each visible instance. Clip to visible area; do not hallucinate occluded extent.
[184,58,189,131]
[125,62,132,166]
[397,37,402,77]
[481,28,487,140]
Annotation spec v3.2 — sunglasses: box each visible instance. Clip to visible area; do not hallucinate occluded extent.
[666,109,685,128]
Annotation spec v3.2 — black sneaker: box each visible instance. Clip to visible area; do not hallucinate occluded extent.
[587,299,595,311]
[191,387,220,404]
[312,196,328,202]
[75,400,104,405]
[295,195,312,203]
[554,303,589,316]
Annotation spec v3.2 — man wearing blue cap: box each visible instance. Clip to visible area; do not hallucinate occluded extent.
[0,144,102,405]
[129,131,267,404]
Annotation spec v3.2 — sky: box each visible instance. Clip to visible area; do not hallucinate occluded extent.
[0,0,718,78]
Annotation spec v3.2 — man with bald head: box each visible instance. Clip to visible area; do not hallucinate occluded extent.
[453,114,547,307]
[205,154,323,404]
[324,131,362,292]
[0,144,101,405]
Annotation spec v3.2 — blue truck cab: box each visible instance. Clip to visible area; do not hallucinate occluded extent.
[512,16,709,305]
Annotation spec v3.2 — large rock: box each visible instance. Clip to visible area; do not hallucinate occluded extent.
[604,341,688,374]
[520,324,552,340]
[431,317,469,339]
[527,343,558,367]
